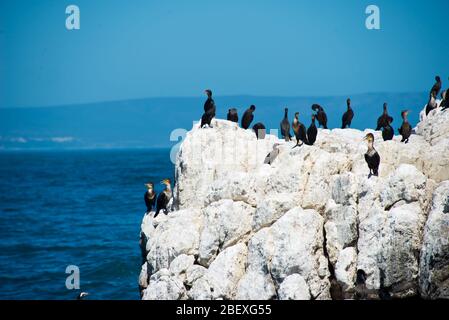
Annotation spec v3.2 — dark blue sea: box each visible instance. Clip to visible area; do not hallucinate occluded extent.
[0,149,174,300]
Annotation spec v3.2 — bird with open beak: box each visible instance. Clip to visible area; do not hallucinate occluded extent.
[363,133,380,178]
[155,179,172,218]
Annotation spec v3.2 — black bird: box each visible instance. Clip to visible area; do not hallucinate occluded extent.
[144,182,156,213]
[227,108,238,123]
[241,105,256,129]
[430,76,442,97]
[292,112,308,147]
[376,103,394,131]
[425,91,438,115]
[280,108,292,142]
[381,119,394,141]
[252,122,266,139]
[364,133,380,178]
[311,104,328,129]
[155,179,172,218]
[341,98,354,129]
[200,89,216,128]
[307,114,318,145]
[442,88,449,111]
[398,110,412,143]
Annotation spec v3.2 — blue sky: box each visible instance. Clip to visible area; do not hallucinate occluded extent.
[1,0,448,108]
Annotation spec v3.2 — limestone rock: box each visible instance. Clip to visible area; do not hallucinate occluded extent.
[278,274,311,300]
[419,181,449,299]
[142,268,186,300]
[139,103,449,300]
[236,270,277,300]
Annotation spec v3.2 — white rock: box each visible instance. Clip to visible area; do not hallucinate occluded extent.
[138,262,149,290]
[198,200,254,266]
[142,268,186,300]
[252,193,297,231]
[206,243,248,299]
[334,247,357,294]
[247,207,330,299]
[205,172,258,207]
[140,103,449,300]
[169,254,194,277]
[190,243,248,300]
[236,270,277,300]
[324,200,358,265]
[379,164,428,210]
[146,208,202,274]
[419,181,449,299]
[185,264,207,287]
[278,274,311,300]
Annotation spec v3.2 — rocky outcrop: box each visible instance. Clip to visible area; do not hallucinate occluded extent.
[139,103,449,300]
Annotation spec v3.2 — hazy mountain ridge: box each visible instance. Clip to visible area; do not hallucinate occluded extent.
[0,93,428,150]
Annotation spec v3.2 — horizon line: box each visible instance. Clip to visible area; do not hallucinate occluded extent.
[0,91,428,110]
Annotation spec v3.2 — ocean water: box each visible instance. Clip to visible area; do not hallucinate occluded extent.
[0,148,174,300]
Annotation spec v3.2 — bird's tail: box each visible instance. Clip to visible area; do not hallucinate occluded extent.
[292,142,303,149]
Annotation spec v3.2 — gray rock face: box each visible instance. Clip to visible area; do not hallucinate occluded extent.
[140,105,449,300]
[419,181,449,299]
[142,269,186,300]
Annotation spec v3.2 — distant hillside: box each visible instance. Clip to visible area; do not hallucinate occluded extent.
[0,93,428,150]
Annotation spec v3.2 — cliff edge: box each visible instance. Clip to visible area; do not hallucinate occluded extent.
[139,103,449,300]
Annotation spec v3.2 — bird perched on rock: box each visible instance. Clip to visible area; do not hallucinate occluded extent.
[425,91,438,115]
[364,133,380,178]
[341,98,354,129]
[376,103,394,131]
[381,118,394,141]
[252,122,266,139]
[307,114,318,145]
[430,75,442,97]
[398,110,412,143]
[441,88,449,111]
[280,108,292,142]
[241,105,256,129]
[292,112,308,148]
[311,104,328,129]
[155,179,172,218]
[200,90,216,128]
[264,143,281,165]
[144,182,156,213]
[227,108,238,123]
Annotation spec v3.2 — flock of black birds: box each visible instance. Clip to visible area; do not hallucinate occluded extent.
[144,75,448,216]
[199,89,415,148]
[198,75,447,179]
